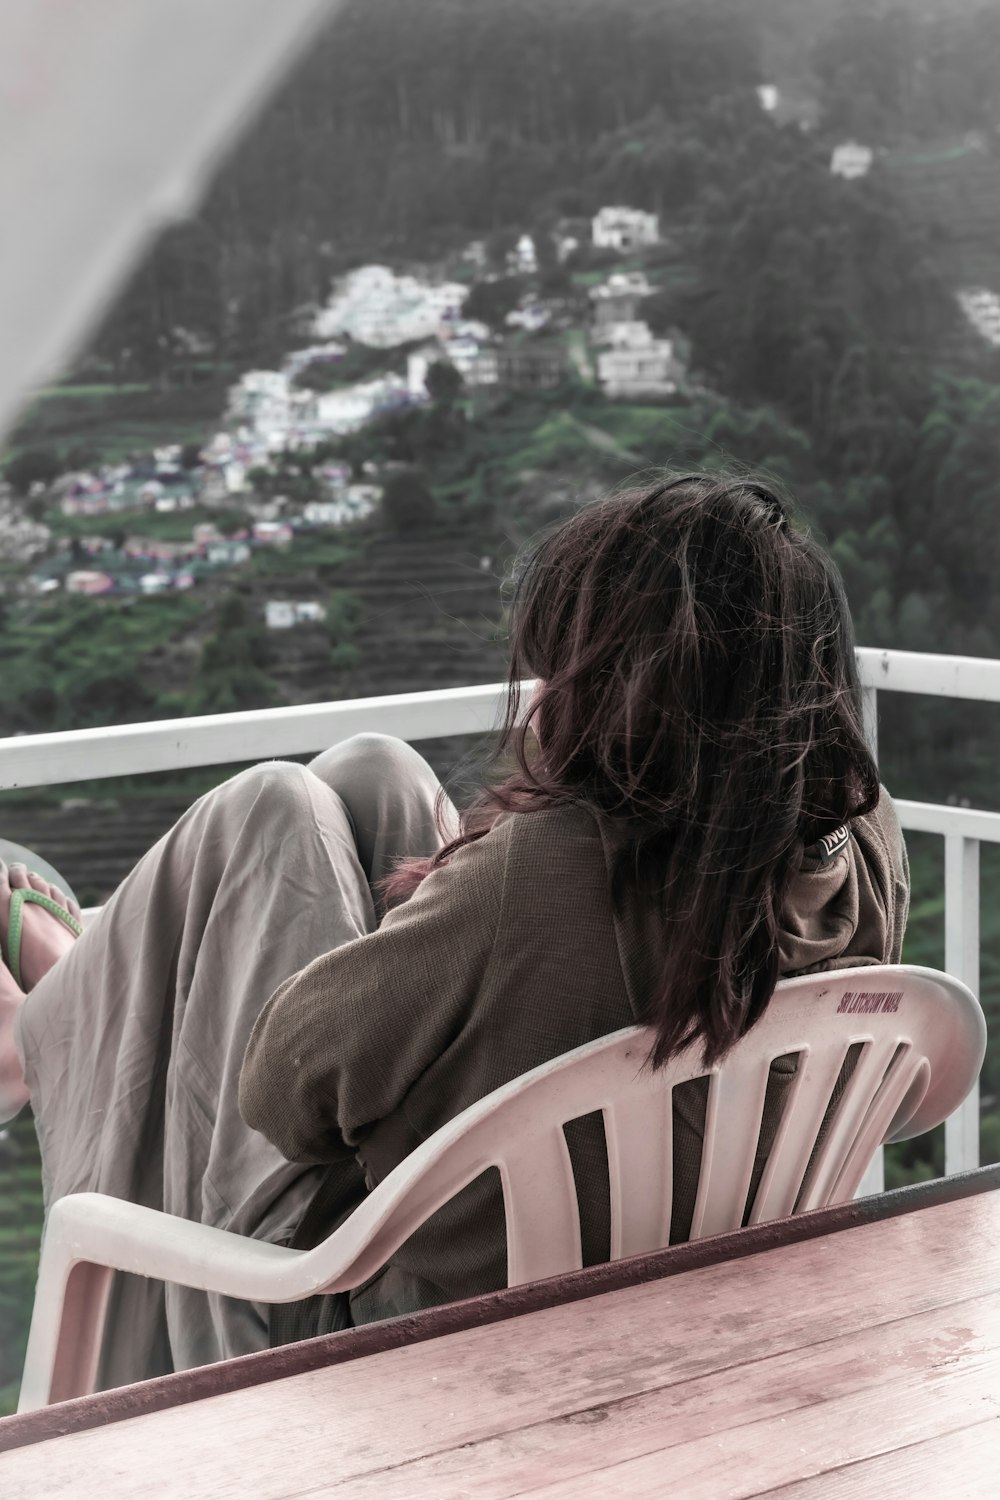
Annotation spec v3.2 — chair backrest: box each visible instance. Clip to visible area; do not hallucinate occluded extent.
[17,964,985,1411]
[306,963,986,1291]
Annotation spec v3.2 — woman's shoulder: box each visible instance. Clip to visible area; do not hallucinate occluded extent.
[494,799,603,853]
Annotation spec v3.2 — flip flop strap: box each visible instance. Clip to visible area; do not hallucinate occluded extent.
[7,888,83,989]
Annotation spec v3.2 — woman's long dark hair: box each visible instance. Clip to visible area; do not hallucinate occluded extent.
[383,474,879,1069]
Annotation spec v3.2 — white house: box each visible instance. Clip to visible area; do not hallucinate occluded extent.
[508,234,537,275]
[597,329,679,398]
[830,142,874,180]
[314,265,468,348]
[593,318,659,350]
[406,346,441,400]
[253,520,294,545]
[315,374,409,434]
[590,271,652,330]
[205,540,251,566]
[957,287,1000,347]
[265,599,327,630]
[302,500,348,526]
[505,302,550,333]
[592,206,659,252]
[138,573,172,595]
[65,569,115,595]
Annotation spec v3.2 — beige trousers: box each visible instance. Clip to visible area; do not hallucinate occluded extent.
[15,735,455,1389]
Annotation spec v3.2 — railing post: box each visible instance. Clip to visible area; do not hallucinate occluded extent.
[944,834,981,1174]
[860,684,878,765]
[856,684,885,1197]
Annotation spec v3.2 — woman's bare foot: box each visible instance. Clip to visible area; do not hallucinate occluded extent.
[0,861,82,992]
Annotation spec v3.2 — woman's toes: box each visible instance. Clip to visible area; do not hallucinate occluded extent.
[7,863,29,891]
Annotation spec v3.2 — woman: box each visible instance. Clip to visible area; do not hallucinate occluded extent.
[0,474,908,1389]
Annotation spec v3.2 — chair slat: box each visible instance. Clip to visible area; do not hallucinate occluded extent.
[797,1036,906,1212]
[499,1128,582,1285]
[604,1085,673,1258]
[833,1051,928,1203]
[690,1064,770,1239]
[749,1043,855,1225]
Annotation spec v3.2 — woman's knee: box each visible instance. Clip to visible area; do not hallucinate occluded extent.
[308,733,416,788]
[207,761,314,823]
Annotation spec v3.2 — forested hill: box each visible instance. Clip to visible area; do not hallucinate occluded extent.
[94,0,1000,371]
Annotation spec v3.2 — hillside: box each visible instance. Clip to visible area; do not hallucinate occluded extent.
[0,512,513,902]
[883,139,1000,290]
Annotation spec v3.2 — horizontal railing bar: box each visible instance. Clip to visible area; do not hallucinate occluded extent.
[894,800,1000,845]
[0,649,998,791]
[0,684,511,790]
[856,647,1000,702]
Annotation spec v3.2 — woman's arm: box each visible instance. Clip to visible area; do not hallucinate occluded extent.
[778,786,909,975]
[238,833,503,1164]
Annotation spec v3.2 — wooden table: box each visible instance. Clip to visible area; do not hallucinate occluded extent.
[2,1172,998,1497]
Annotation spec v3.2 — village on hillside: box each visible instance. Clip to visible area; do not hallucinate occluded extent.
[0,205,690,626]
[4,132,1000,629]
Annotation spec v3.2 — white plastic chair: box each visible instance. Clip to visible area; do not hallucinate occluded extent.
[18,964,985,1410]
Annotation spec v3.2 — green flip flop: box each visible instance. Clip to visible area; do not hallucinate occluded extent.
[4,886,83,989]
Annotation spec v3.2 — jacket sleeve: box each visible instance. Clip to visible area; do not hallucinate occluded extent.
[238,832,504,1163]
[777,785,910,975]
[850,786,910,964]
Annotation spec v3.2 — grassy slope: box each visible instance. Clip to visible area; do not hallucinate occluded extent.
[2,381,226,467]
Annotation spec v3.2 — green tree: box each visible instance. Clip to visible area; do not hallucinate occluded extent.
[463,277,523,331]
[381,468,436,531]
[425,360,463,405]
[4,448,62,494]
[190,593,279,713]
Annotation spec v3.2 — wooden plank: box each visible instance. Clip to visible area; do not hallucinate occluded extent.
[0,1192,996,1499]
[5,1165,996,1456]
[506,1339,1000,1498]
[270,1297,1000,1498]
[762,1420,999,1498]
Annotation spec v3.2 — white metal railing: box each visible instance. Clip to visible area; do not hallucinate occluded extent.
[0,648,997,1186]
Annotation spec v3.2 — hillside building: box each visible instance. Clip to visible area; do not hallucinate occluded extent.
[830,143,874,180]
[597,325,680,398]
[204,540,251,566]
[314,265,468,348]
[265,600,327,630]
[496,342,569,391]
[507,235,538,275]
[590,271,652,330]
[592,206,659,252]
[314,375,410,435]
[505,301,550,333]
[302,500,346,526]
[65,569,114,595]
[957,288,1000,347]
[407,341,498,398]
